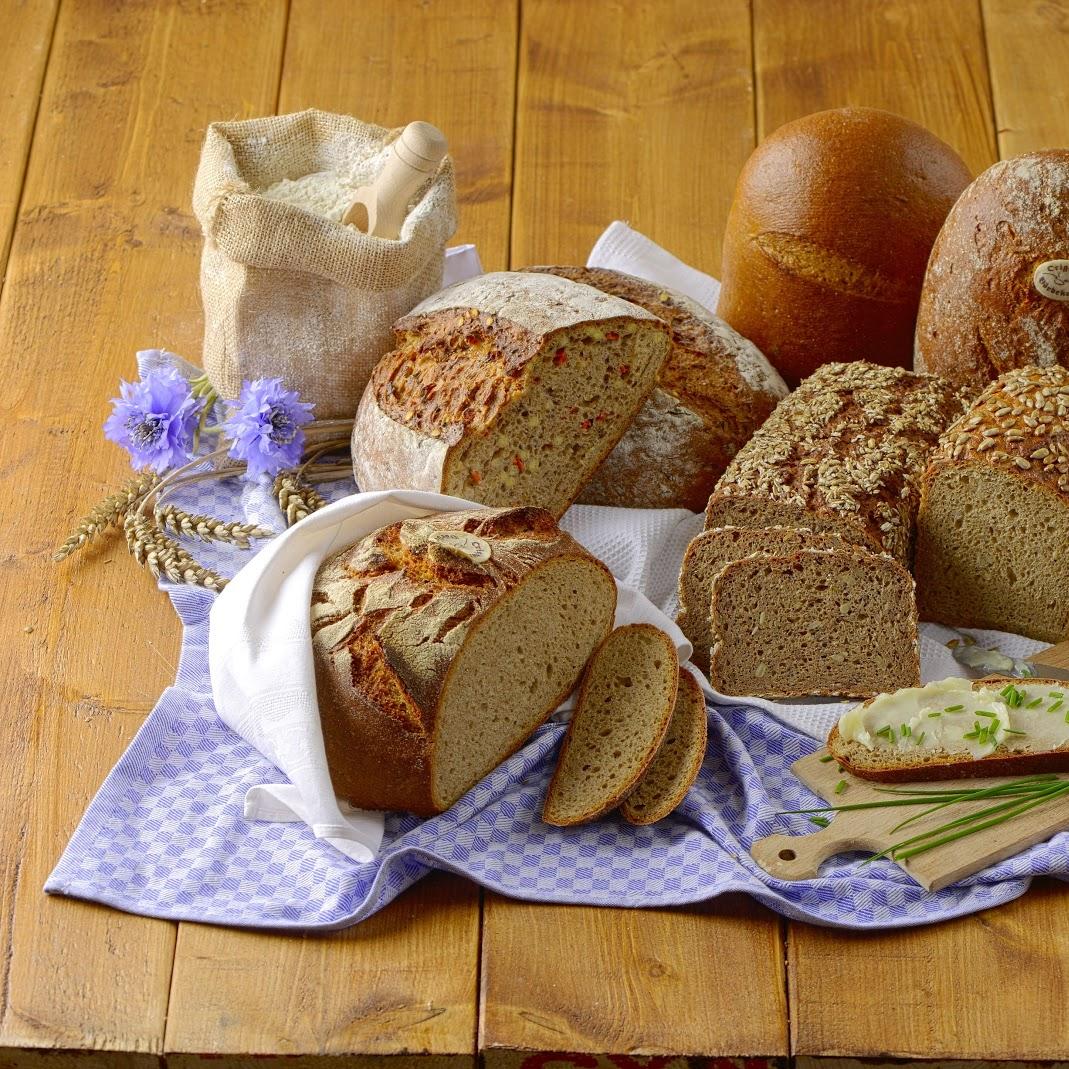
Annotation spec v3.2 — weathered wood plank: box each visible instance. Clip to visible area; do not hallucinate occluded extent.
[164,0,518,1061]
[0,0,58,278]
[983,0,1069,158]
[482,2,788,1060]
[0,0,288,1062]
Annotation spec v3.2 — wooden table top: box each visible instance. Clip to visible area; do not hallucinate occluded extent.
[2,0,1067,1065]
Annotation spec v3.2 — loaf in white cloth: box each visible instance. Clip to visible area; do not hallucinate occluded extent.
[208,490,697,863]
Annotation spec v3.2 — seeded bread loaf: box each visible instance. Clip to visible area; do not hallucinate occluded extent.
[915,366,1069,643]
[543,624,678,827]
[621,667,708,825]
[351,272,670,517]
[717,107,971,384]
[311,506,617,815]
[705,362,968,564]
[915,151,1069,396]
[708,546,920,699]
[522,266,788,510]
[828,677,1069,782]
[677,526,852,673]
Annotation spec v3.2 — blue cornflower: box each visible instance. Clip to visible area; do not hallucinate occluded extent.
[222,378,314,479]
[103,366,203,473]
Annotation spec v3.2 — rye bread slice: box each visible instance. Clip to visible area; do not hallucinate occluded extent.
[543,624,678,827]
[620,667,708,825]
[828,677,1069,782]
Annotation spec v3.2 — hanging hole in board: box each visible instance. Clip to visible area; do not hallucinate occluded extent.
[778,848,797,861]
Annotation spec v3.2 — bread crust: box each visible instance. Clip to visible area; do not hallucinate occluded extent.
[827,678,1069,781]
[705,361,968,563]
[311,506,616,814]
[716,107,971,385]
[523,266,788,510]
[915,151,1069,396]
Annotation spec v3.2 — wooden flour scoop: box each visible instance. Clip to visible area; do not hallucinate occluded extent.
[342,121,448,240]
[750,640,1069,891]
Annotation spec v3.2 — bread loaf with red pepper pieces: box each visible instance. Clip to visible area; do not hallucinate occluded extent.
[351,272,670,516]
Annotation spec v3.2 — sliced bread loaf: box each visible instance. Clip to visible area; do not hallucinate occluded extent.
[620,667,708,825]
[708,547,920,699]
[915,365,1069,643]
[351,271,670,517]
[522,266,788,510]
[312,506,617,815]
[543,624,678,827]
[828,676,1069,781]
[677,525,852,673]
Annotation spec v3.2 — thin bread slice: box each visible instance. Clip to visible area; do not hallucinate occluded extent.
[677,525,852,673]
[708,546,920,699]
[543,624,678,827]
[621,667,708,825]
[828,677,1069,782]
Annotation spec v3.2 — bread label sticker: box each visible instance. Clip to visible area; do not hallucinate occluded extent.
[427,531,492,564]
[1034,260,1069,301]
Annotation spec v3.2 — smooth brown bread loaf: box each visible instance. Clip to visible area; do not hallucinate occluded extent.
[716,107,971,385]
[915,365,1069,643]
[621,667,708,826]
[708,547,920,700]
[311,506,617,815]
[915,151,1069,396]
[677,526,852,673]
[523,266,788,510]
[543,624,678,827]
[705,362,968,565]
[351,271,670,517]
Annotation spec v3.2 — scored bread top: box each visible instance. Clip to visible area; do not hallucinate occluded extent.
[930,364,1069,501]
[311,506,611,730]
[707,361,968,561]
[368,272,666,441]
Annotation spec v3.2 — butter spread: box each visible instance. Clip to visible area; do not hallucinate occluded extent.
[838,677,1069,759]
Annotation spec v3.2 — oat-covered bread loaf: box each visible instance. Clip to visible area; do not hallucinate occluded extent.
[522,266,788,510]
[677,526,852,673]
[705,362,968,564]
[708,546,920,699]
[915,366,1069,643]
[351,271,670,517]
[717,108,971,384]
[311,506,617,815]
[915,152,1069,396]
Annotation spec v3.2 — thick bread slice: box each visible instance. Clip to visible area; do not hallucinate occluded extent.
[677,525,852,673]
[828,678,1069,782]
[708,547,920,699]
[523,266,788,510]
[352,271,670,517]
[620,667,708,825]
[916,365,1069,644]
[312,506,617,815]
[705,361,967,563]
[543,624,678,827]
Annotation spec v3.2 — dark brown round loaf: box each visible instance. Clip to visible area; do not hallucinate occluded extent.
[716,107,972,386]
[914,150,1069,396]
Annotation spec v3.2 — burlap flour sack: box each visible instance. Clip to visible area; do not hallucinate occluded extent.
[192,109,457,418]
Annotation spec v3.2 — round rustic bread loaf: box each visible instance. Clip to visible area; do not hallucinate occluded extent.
[716,107,972,385]
[914,150,1069,396]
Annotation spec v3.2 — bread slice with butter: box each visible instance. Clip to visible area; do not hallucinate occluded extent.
[828,676,1069,782]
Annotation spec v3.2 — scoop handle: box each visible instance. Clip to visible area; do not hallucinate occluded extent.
[342,121,447,240]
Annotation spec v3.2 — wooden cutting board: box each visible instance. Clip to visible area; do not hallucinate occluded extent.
[750,640,1069,892]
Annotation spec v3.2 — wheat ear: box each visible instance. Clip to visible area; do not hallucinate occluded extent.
[53,473,160,561]
[154,504,272,548]
[274,472,327,526]
[123,512,227,591]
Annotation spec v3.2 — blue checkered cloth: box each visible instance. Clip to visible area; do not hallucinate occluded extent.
[46,473,1069,930]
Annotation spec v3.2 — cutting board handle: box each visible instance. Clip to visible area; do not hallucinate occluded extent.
[751,825,886,881]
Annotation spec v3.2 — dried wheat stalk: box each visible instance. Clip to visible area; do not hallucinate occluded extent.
[274,472,327,526]
[123,511,227,591]
[53,473,159,561]
[154,504,272,548]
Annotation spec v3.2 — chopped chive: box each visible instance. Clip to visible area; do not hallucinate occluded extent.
[945,704,964,712]
[1050,700,1064,713]
[1026,697,1043,709]
[1004,728,1027,736]
[835,779,847,795]
[976,710,998,719]
[915,731,925,746]
[809,815,830,828]
[928,710,942,718]
[819,753,835,763]
[901,723,911,738]
[963,729,981,740]
[1064,710,1069,725]
[876,725,894,740]
[1050,691,1064,698]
